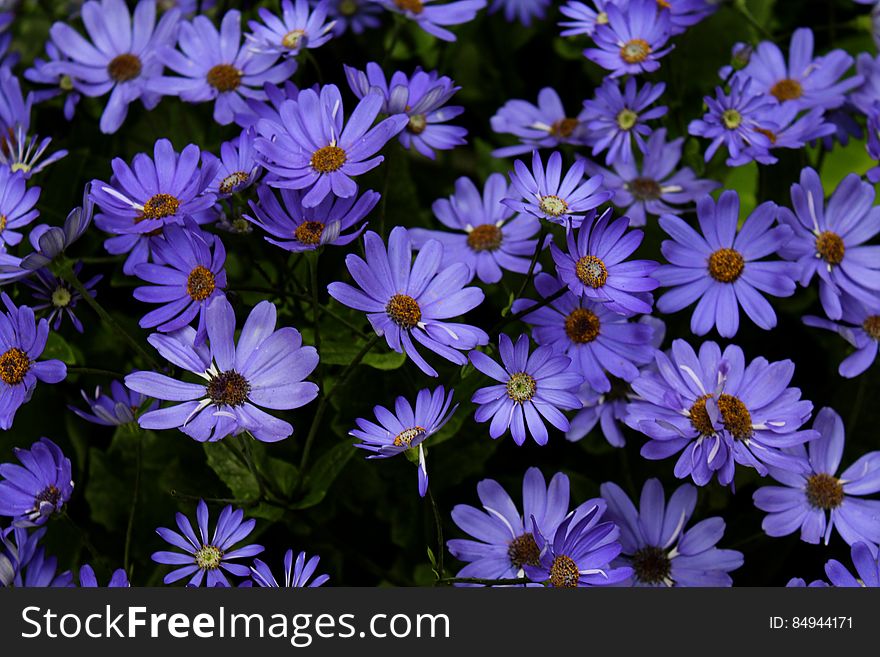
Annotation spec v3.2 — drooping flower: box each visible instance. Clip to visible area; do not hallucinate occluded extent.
[776,167,880,321]
[246,0,336,58]
[503,150,612,232]
[327,226,488,377]
[351,386,456,497]
[583,0,674,78]
[753,407,880,548]
[488,0,550,26]
[408,173,541,284]
[250,549,329,587]
[70,379,158,427]
[0,166,40,249]
[490,87,590,157]
[469,333,582,446]
[601,478,743,587]
[23,264,101,334]
[0,438,73,528]
[655,191,798,338]
[0,293,67,430]
[125,297,319,443]
[253,83,407,207]
[802,295,880,378]
[77,565,130,587]
[373,0,487,42]
[151,499,264,587]
[345,63,467,159]
[626,339,817,486]
[550,208,659,316]
[0,526,73,588]
[204,129,262,199]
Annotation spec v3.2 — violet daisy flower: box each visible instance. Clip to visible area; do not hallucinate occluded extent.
[247,0,336,58]
[253,84,407,207]
[776,167,880,321]
[803,296,880,378]
[43,0,181,134]
[78,564,130,587]
[447,467,589,585]
[601,478,743,587]
[0,125,68,179]
[524,500,632,587]
[24,41,82,121]
[754,407,880,547]
[204,129,262,199]
[490,87,590,158]
[0,166,40,249]
[582,77,667,166]
[0,65,28,135]
[373,1,487,42]
[408,173,541,284]
[0,294,67,430]
[469,333,582,446]
[151,499,264,587]
[626,339,817,487]
[23,263,102,333]
[0,438,73,528]
[345,63,467,159]
[327,226,488,377]
[550,208,659,316]
[503,150,612,232]
[583,0,674,78]
[741,28,863,111]
[558,1,616,38]
[151,10,297,125]
[316,0,383,35]
[351,386,456,497]
[851,52,880,116]
[125,296,319,443]
[658,0,717,35]
[489,0,549,26]
[655,191,798,338]
[823,542,880,587]
[70,379,158,426]
[0,526,73,588]
[511,273,656,393]
[582,129,720,227]
[250,549,329,587]
[90,138,218,275]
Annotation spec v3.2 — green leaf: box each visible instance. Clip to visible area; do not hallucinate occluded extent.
[204,441,261,502]
[292,440,355,509]
[44,332,78,365]
[319,339,407,371]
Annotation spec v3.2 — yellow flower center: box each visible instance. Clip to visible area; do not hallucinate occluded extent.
[142,193,180,220]
[0,347,31,385]
[549,554,580,588]
[815,231,845,265]
[195,545,223,570]
[295,220,326,246]
[506,372,537,403]
[282,29,306,49]
[538,195,568,217]
[770,78,803,102]
[107,53,142,82]
[394,426,426,447]
[564,308,601,344]
[408,114,428,135]
[51,286,72,308]
[394,0,424,13]
[689,393,753,440]
[386,294,422,329]
[805,473,844,510]
[507,533,541,569]
[186,265,216,301]
[466,224,503,252]
[616,109,638,131]
[722,109,742,130]
[575,255,608,289]
[550,118,579,139]
[310,145,347,173]
[620,39,651,64]
[206,64,242,92]
[863,315,880,340]
[708,248,745,283]
[219,171,250,195]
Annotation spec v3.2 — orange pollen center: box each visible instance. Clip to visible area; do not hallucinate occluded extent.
[295,220,325,246]
[863,315,880,340]
[394,0,424,13]
[549,555,580,588]
[816,231,845,265]
[206,64,242,92]
[506,372,537,402]
[689,393,753,440]
[770,78,803,102]
[0,347,31,385]
[708,248,745,283]
[282,29,306,49]
[628,177,662,201]
[575,255,608,288]
[219,171,250,195]
[142,193,180,220]
[564,308,601,344]
[186,265,216,301]
[310,145,347,173]
[620,39,651,64]
[507,533,541,569]
[386,294,421,329]
[408,114,428,134]
[755,127,778,145]
[393,426,426,447]
[107,53,142,82]
[466,224,503,252]
[805,473,845,510]
[550,118,579,139]
[0,213,7,232]
[206,370,250,407]
[657,0,671,8]
[538,195,568,217]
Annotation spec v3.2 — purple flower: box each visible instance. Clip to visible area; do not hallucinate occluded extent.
[0,438,73,527]
[345,63,467,159]
[823,542,880,587]
[408,173,541,284]
[373,1,487,42]
[511,273,656,393]
[489,0,549,26]
[558,1,616,38]
[754,407,880,547]
[246,0,336,58]
[503,150,612,231]
[469,333,582,446]
[233,79,300,129]
[1,526,73,588]
[582,77,667,166]
[250,549,329,587]
[43,0,181,133]
[447,467,592,585]
[151,10,297,125]
[626,339,817,486]
[741,28,863,111]
[151,499,264,587]
[253,84,407,207]
[658,0,716,34]
[584,0,673,78]
[0,166,40,249]
[351,386,456,497]
[523,500,631,587]
[24,41,82,121]
[550,208,659,316]
[582,128,720,227]
[726,102,835,167]
[601,478,743,587]
[316,0,383,35]
[78,564,130,587]
[850,51,880,116]
[125,296,319,443]
[0,65,29,134]
[90,138,219,275]
[490,87,590,158]
[247,184,378,252]
[327,226,488,377]
[0,125,68,179]
[776,167,880,321]
[655,191,797,338]
[204,129,262,199]
[0,294,67,430]
[566,376,635,448]
[23,263,102,333]
[803,296,880,378]
[70,379,158,426]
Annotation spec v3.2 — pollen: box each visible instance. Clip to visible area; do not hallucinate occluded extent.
[549,554,580,588]
[142,193,180,220]
[195,545,223,570]
[0,347,31,385]
[575,255,608,289]
[282,29,306,49]
[295,220,326,246]
[616,108,638,131]
[620,38,651,64]
[770,78,803,102]
[538,195,568,217]
[0,213,7,232]
[394,0,424,13]
[107,53,142,82]
[35,484,61,508]
[722,109,742,130]
[805,473,845,510]
[219,171,250,195]
[708,248,745,283]
[755,126,778,145]
[386,294,422,329]
[206,370,251,407]
[466,224,503,252]
[206,64,242,92]
[863,315,880,340]
[310,145,347,173]
[689,393,753,440]
[394,426,426,447]
[339,0,358,15]
[632,545,671,585]
[506,372,537,403]
[628,177,662,201]
[51,286,72,308]
[656,0,671,8]
[408,114,428,135]
[507,533,541,569]
[186,265,216,301]
[816,231,845,266]
[550,118,579,139]
[564,308,601,344]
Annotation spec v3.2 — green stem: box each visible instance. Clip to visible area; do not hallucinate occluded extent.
[68,366,127,379]
[437,576,532,586]
[490,288,566,336]
[123,429,142,575]
[428,489,445,580]
[170,489,257,507]
[729,0,774,40]
[510,223,547,304]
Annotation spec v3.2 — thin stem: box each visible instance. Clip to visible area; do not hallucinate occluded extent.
[123,429,142,575]
[490,288,566,336]
[310,251,322,368]
[511,224,547,305]
[67,366,127,379]
[729,0,774,40]
[437,576,532,586]
[62,511,105,567]
[170,489,257,507]
[427,489,445,580]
